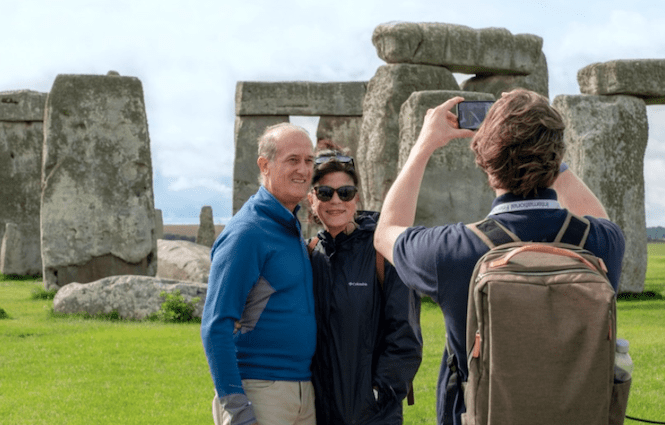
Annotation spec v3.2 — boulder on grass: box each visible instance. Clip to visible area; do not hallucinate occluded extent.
[52,275,206,320]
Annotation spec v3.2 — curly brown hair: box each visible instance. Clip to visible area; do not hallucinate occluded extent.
[470,89,566,197]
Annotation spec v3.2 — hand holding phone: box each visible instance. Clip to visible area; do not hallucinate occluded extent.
[457,101,494,130]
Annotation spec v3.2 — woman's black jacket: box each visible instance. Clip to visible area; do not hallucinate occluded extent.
[309,211,423,425]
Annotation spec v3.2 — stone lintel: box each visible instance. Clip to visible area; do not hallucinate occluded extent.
[0,90,48,122]
[578,59,665,104]
[372,22,543,75]
[235,81,367,116]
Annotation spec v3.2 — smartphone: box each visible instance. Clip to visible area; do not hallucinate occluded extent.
[457,101,494,130]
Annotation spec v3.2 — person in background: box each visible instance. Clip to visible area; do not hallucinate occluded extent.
[307,144,423,425]
[374,89,625,425]
[201,123,317,425]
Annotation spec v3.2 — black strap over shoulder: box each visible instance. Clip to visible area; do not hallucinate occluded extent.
[468,211,591,249]
[557,213,591,247]
[474,219,518,247]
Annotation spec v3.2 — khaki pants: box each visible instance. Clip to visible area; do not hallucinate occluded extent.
[213,380,316,425]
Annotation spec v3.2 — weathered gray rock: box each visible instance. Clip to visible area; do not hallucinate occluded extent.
[41,74,157,290]
[357,64,460,211]
[0,90,46,276]
[235,81,366,116]
[156,239,211,283]
[0,90,47,121]
[316,116,363,156]
[460,51,550,99]
[372,22,543,75]
[154,209,164,240]
[196,206,215,248]
[398,90,496,227]
[52,275,207,320]
[233,115,289,213]
[578,59,665,105]
[553,94,648,293]
[1,223,24,275]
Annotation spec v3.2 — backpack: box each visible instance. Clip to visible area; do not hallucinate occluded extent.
[461,212,619,425]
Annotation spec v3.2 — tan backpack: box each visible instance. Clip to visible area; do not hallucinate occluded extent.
[462,212,623,425]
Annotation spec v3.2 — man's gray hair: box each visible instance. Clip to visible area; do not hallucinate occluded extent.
[257,122,311,185]
[257,122,311,161]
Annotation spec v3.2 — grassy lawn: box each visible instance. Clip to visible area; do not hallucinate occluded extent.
[1,244,663,424]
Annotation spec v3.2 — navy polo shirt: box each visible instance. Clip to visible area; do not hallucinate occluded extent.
[392,188,625,425]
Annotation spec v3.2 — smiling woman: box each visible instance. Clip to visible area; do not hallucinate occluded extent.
[306,144,423,425]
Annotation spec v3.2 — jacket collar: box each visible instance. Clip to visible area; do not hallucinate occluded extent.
[256,186,302,233]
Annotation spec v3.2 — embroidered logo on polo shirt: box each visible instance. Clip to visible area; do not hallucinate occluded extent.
[348,282,368,287]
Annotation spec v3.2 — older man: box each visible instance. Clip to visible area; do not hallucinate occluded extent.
[202,123,316,425]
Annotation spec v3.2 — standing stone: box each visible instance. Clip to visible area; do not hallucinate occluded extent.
[196,206,215,248]
[398,90,496,227]
[233,115,289,214]
[461,51,550,99]
[1,223,24,275]
[316,116,363,157]
[553,94,648,293]
[372,22,543,75]
[41,74,157,290]
[154,209,164,240]
[0,90,47,276]
[577,59,665,105]
[357,64,460,211]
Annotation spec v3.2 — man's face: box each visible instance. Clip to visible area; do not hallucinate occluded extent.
[259,128,314,211]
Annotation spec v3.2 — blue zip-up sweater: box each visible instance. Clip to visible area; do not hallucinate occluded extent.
[201,186,316,420]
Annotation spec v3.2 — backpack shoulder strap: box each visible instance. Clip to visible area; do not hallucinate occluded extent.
[466,218,521,249]
[307,237,319,256]
[376,250,384,289]
[554,211,591,247]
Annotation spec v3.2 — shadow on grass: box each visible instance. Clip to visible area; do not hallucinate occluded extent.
[49,309,127,322]
[617,291,664,302]
[0,273,42,282]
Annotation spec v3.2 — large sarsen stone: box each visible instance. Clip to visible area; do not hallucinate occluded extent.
[41,74,157,289]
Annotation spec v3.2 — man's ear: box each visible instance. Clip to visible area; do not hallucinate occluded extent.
[257,156,269,175]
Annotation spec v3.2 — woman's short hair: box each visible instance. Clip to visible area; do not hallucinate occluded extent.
[470,89,566,197]
[308,142,360,225]
[311,139,358,186]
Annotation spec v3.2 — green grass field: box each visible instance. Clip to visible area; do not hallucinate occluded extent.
[1,244,663,424]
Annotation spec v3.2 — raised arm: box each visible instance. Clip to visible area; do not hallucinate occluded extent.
[374,97,475,264]
[552,167,609,219]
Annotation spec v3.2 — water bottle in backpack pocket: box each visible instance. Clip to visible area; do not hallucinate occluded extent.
[609,338,632,425]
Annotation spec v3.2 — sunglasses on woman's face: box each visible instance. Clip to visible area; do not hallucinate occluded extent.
[314,154,355,169]
[313,185,358,202]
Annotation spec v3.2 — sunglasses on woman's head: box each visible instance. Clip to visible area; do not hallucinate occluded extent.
[313,185,358,202]
[314,154,355,169]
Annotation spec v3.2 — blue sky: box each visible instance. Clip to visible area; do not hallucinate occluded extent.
[3,0,664,226]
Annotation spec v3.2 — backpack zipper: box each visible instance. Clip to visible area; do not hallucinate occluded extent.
[475,268,604,284]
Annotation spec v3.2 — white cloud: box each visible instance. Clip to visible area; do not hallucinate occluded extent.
[167,176,232,196]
